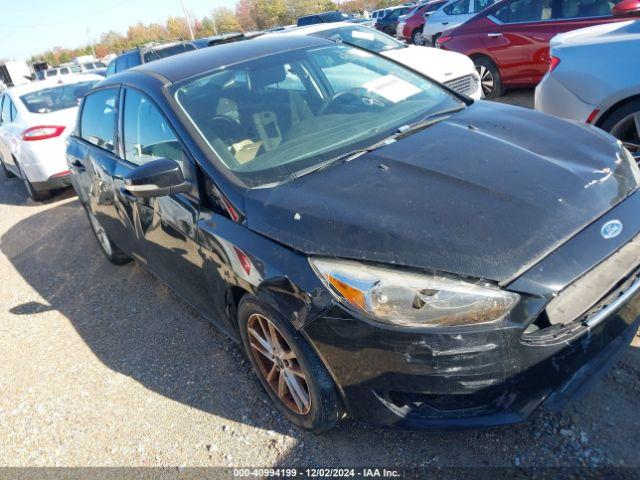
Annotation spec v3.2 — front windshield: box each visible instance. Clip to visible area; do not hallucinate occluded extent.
[314,25,404,53]
[175,44,463,187]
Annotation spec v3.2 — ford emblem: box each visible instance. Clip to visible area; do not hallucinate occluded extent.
[601,220,623,240]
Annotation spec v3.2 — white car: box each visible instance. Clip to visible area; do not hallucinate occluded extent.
[267,23,481,99]
[0,75,103,200]
[422,0,495,46]
[535,20,640,159]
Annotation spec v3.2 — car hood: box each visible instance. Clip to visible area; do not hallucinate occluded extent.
[551,20,639,48]
[381,46,475,84]
[243,102,638,284]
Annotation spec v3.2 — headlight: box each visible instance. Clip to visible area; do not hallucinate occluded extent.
[310,258,520,328]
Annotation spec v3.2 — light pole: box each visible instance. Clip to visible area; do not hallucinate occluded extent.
[86,28,97,59]
[179,0,195,40]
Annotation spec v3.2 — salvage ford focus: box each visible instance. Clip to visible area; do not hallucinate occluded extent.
[67,35,640,431]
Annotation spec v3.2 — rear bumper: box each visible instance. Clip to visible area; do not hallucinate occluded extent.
[534,74,594,122]
[31,173,72,192]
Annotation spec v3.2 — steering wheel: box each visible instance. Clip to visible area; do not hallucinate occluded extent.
[318,87,388,116]
[208,115,243,144]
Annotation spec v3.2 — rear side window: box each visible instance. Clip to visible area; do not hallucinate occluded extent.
[444,0,470,14]
[1,96,13,123]
[122,88,186,166]
[45,69,57,77]
[80,89,118,152]
[473,0,495,12]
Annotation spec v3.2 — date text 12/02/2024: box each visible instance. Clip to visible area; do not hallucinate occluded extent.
[233,468,402,478]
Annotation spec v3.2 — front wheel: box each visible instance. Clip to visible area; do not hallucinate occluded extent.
[238,295,340,432]
[85,208,131,265]
[473,57,503,99]
[600,99,640,158]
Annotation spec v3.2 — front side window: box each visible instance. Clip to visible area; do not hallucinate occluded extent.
[123,89,185,166]
[20,81,99,114]
[45,69,57,77]
[555,0,619,19]
[106,61,116,76]
[80,89,117,152]
[315,26,404,53]
[490,0,615,22]
[175,44,463,187]
[444,0,470,15]
[60,67,70,75]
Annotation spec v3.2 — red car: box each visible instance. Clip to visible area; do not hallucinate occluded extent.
[437,0,640,98]
[397,0,447,44]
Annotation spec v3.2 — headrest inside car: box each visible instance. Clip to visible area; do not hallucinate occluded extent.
[251,65,286,90]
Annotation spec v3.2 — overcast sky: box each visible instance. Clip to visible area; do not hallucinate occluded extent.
[0,0,234,60]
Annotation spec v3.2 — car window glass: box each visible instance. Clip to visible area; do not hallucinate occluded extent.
[123,89,186,167]
[444,0,471,15]
[60,67,70,75]
[557,0,617,18]
[46,69,57,77]
[426,2,443,11]
[473,0,495,13]
[80,89,117,152]
[494,0,550,21]
[318,26,403,53]
[2,96,12,123]
[10,100,17,121]
[20,81,99,114]
[106,61,116,76]
[388,9,402,19]
[176,44,462,187]
[0,96,5,123]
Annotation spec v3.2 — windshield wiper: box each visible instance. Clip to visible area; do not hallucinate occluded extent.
[394,105,465,140]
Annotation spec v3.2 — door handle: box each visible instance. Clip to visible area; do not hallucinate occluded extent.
[69,160,85,172]
[442,21,449,25]
[487,32,503,38]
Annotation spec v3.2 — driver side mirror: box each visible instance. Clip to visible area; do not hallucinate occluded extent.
[124,158,190,198]
[612,0,640,16]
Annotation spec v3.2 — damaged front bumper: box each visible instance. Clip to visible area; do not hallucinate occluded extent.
[302,192,640,429]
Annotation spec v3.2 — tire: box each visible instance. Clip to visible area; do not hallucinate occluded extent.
[84,207,132,265]
[238,295,340,432]
[411,29,424,45]
[1,157,16,179]
[473,56,504,99]
[16,160,51,201]
[599,99,640,158]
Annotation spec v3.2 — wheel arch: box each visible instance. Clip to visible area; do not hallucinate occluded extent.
[594,93,640,129]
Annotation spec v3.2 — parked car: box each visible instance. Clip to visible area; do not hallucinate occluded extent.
[268,22,481,98]
[43,65,82,81]
[297,11,354,26]
[437,0,640,98]
[397,0,448,44]
[67,35,640,431]
[79,61,107,73]
[105,41,197,76]
[536,20,640,159]
[422,0,496,46]
[375,5,414,35]
[0,75,102,200]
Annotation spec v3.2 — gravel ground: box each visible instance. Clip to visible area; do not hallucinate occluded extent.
[1,90,639,469]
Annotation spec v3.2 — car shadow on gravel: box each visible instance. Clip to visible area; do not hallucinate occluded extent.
[2,198,640,467]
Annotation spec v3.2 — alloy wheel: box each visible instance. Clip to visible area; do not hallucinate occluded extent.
[476,65,494,97]
[88,211,113,256]
[610,112,640,159]
[247,313,311,415]
[413,31,424,45]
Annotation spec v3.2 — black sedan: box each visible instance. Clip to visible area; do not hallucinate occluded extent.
[67,35,640,431]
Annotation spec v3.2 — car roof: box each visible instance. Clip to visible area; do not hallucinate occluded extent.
[106,35,334,85]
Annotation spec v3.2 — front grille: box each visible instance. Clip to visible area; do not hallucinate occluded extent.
[546,233,640,326]
[444,74,477,96]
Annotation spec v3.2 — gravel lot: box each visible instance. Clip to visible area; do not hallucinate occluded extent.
[1,90,639,469]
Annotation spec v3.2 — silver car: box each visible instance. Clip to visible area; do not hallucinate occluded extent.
[422,0,495,46]
[535,20,640,159]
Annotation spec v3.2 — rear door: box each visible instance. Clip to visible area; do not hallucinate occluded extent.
[483,0,619,84]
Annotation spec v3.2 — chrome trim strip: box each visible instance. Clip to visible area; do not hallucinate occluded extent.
[584,275,640,328]
[487,13,613,26]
